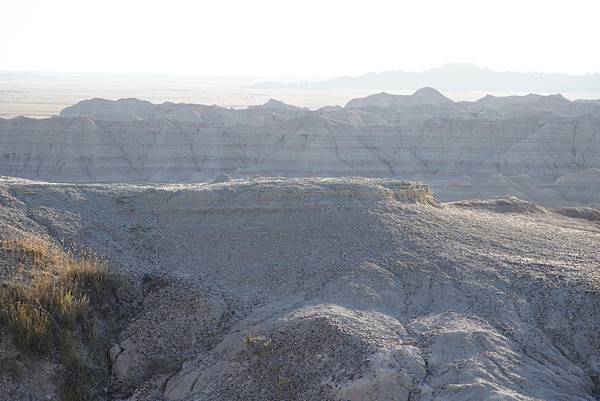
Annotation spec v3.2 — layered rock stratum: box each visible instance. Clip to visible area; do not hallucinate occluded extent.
[0,177,599,400]
[0,88,599,207]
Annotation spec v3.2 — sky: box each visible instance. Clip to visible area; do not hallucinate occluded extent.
[1,0,600,78]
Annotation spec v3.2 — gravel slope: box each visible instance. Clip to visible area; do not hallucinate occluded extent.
[0,176,599,400]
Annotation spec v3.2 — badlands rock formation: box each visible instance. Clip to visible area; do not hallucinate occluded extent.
[0,88,599,207]
[0,177,599,400]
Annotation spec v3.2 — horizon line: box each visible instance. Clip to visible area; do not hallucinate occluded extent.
[2,63,600,81]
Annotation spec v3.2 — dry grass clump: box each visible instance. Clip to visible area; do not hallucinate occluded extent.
[0,236,114,346]
[244,333,272,356]
[0,234,131,400]
[9,235,53,267]
[4,301,53,353]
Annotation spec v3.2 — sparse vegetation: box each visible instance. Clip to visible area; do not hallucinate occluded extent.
[4,301,53,353]
[274,374,293,396]
[0,234,134,401]
[244,333,272,355]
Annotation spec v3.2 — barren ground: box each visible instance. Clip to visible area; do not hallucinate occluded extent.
[0,176,599,400]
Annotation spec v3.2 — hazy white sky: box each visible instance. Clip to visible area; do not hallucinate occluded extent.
[1,0,599,77]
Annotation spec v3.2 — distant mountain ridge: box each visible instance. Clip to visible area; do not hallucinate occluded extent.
[254,63,600,93]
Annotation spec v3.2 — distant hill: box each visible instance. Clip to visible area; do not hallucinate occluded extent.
[254,63,600,93]
[345,87,453,108]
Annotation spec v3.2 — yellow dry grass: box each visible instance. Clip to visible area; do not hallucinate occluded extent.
[1,236,109,349]
[0,234,128,400]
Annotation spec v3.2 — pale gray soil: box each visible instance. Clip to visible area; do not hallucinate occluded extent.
[0,176,599,400]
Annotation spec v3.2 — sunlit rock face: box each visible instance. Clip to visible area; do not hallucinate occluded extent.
[1,88,599,207]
